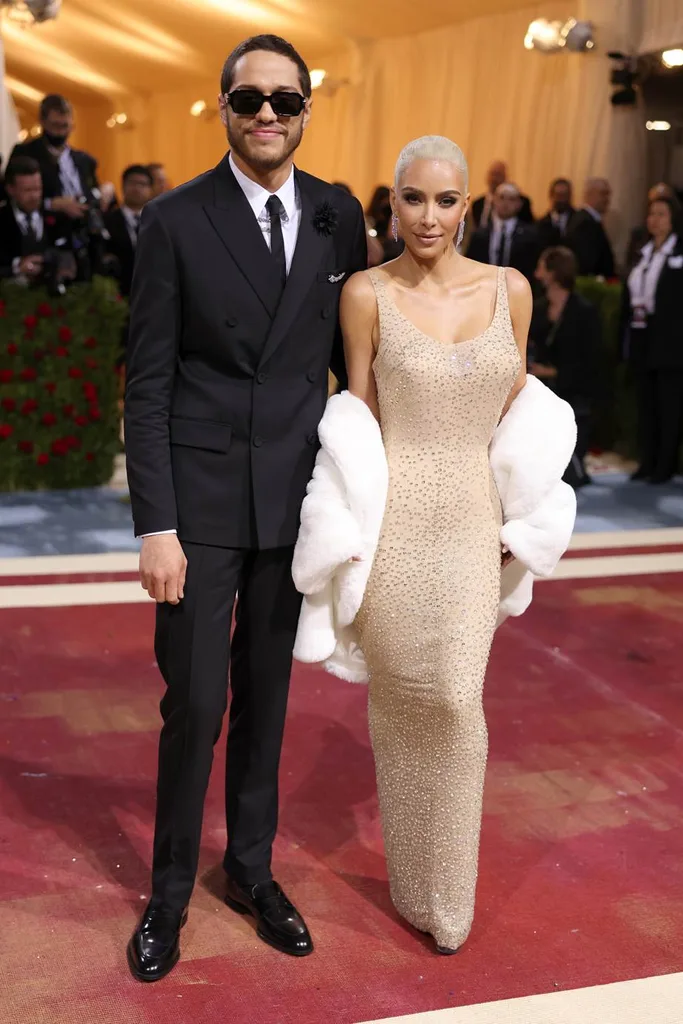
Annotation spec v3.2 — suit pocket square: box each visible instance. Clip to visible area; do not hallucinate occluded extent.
[668,255,683,269]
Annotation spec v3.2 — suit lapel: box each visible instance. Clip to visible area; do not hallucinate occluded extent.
[203,155,281,319]
[258,172,330,369]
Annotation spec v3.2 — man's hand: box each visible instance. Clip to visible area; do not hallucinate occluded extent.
[51,196,86,219]
[529,362,558,380]
[140,534,187,604]
[18,255,44,278]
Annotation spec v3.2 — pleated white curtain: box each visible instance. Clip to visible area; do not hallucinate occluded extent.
[0,34,20,168]
[638,0,683,54]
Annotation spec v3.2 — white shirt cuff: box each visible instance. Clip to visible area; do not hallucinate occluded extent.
[12,257,21,276]
[139,529,177,537]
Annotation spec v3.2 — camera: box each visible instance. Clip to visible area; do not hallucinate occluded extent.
[41,245,77,297]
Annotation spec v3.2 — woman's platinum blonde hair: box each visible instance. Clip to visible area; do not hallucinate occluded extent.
[394,135,469,191]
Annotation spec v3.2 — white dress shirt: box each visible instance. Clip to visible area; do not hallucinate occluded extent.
[11,206,44,276]
[628,233,678,317]
[551,210,571,236]
[141,155,302,538]
[121,205,141,248]
[583,205,602,223]
[489,215,517,267]
[57,146,84,198]
[228,152,301,273]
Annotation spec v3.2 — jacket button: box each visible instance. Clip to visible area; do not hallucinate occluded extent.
[306,370,317,383]
[306,433,317,445]
[321,307,332,319]
[257,372,267,384]
[226,316,238,327]
[253,436,263,448]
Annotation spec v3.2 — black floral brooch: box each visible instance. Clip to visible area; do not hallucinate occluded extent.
[312,201,338,237]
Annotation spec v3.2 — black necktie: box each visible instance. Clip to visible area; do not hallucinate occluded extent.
[266,195,287,293]
[22,213,40,254]
[494,225,506,266]
[133,214,140,237]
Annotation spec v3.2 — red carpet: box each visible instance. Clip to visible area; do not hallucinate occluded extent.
[1,573,682,1023]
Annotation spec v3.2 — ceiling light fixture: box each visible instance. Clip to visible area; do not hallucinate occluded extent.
[524,18,594,53]
[646,120,671,131]
[661,48,683,69]
[310,69,327,89]
[0,0,61,25]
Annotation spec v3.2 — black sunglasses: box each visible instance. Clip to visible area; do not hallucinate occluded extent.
[226,89,306,118]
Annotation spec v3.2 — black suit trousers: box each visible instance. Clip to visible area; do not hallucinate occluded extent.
[635,368,683,479]
[151,541,302,910]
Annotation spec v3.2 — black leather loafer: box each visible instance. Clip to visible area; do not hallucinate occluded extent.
[127,902,188,982]
[224,877,313,957]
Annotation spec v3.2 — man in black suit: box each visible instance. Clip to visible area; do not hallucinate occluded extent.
[104,165,153,297]
[565,177,615,278]
[10,94,99,225]
[536,178,578,252]
[467,182,540,282]
[471,160,534,228]
[124,34,367,982]
[0,156,73,284]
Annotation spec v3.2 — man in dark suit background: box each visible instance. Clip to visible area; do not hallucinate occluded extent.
[471,159,534,229]
[536,177,577,252]
[10,94,99,224]
[565,177,615,278]
[124,34,367,982]
[467,182,540,282]
[0,156,73,284]
[104,164,153,298]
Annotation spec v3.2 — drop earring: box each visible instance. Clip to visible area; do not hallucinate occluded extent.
[456,219,465,249]
[391,213,399,242]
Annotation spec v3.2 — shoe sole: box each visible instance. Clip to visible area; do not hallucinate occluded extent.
[126,909,188,982]
[224,894,314,957]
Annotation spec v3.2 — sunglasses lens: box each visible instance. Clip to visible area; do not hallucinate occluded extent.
[229,90,264,116]
[270,92,305,116]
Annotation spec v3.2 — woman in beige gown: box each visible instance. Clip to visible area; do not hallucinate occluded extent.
[340,137,531,954]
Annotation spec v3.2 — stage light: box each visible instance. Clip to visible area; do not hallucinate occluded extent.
[190,100,207,117]
[310,69,327,90]
[608,52,638,106]
[524,19,562,53]
[107,112,132,129]
[662,49,683,69]
[646,120,671,131]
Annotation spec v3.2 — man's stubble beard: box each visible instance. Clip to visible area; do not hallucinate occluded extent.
[227,120,304,173]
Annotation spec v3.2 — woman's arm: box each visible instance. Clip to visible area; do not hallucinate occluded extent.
[501,267,532,418]
[339,271,381,421]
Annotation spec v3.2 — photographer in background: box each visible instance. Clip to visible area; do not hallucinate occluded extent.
[11,95,99,218]
[0,156,75,292]
[104,164,153,298]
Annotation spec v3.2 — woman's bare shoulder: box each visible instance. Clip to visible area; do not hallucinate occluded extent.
[341,269,378,311]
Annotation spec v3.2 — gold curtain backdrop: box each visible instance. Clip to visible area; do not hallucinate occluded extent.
[4,0,674,254]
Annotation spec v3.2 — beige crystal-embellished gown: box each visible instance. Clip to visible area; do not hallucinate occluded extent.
[355,265,521,951]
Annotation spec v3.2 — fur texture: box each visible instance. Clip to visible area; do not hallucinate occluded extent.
[293,379,576,682]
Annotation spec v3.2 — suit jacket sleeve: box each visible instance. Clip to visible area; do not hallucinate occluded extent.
[124,203,180,535]
[557,301,600,398]
[331,202,367,389]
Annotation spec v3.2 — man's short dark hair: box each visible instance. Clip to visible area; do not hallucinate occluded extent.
[541,246,578,290]
[550,177,572,194]
[220,35,311,98]
[40,94,72,120]
[5,156,41,184]
[123,164,153,186]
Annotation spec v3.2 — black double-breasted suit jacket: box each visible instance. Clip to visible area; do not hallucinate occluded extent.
[124,154,367,550]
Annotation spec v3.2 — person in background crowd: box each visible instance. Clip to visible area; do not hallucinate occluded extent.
[471,159,533,228]
[626,183,680,269]
[0,156,74,283]
[335,181,382,266]
[366,184,403,262]
[10,95,99,222]
[565,177,615,278]
[466,182,539,283]
[624,196,683,484]
[536,178,577,251]
[531,246,600,488]
[147,162,171,198]
[105,164,153,298]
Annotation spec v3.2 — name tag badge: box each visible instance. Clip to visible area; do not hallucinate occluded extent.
[630,305,647,330]
[668,255,683,269]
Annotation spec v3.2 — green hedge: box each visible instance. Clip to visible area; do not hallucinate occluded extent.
[575,276,636,457]
[0,277,127,491]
